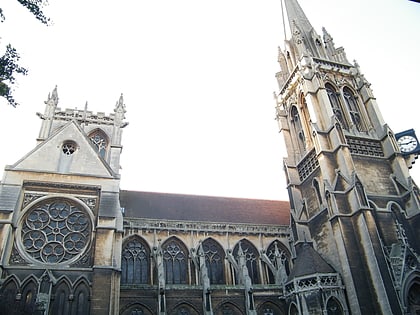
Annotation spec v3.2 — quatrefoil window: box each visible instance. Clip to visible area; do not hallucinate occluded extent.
[19,198,92,264]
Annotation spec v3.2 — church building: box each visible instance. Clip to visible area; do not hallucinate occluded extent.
[0,0,419,314]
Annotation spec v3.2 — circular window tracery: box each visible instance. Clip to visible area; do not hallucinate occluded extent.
[62,141,77,155]
[19,198,92,264]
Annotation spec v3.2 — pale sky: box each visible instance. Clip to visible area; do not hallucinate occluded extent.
[1,0,420,201]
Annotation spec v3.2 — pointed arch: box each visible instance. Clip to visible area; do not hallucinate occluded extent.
[257,301,284,315]
[120,302,154,315]
[201,238,225,284]
[299,92,313,148]
[312,178,323,207]
[50,278,72,314]
[121,235,151,285]
[326,83,348,130]
[0,276,20,314]
[264,240,291,284]
[215,302,244,315]
[288,303,299,315]
[233,239,261,284]
[325,296,344,315]
[162,236,190,284]
[19,277,38,315]
[404,273,420,314]
[170,302,200,315]
[88,128,109,158]
[342,86,366,132]
[290,105,306,153]
[71,277,91,315]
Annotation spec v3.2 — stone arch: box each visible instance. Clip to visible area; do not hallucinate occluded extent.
[264,240,291,284]
[233,239,261,284]
[120,302,154,315]
[88,128,110,158]
[325,296,344,315]
[201,237,226,284]
[403,271,420,314]
[161,236,191,284]
[325,82,348,130]
[71,277,91,315]
[121,235,151,285]
[214,301,244,315]
[290,105,305,153]
[19,276,38,315]
[169,302,200,315]
[342,86,366,132]
[50,277,72,314]
[288,302,299,315]
[256,301,284,314]
[0,275,20,314]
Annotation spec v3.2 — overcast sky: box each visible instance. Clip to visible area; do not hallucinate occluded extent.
[1,0,420,201]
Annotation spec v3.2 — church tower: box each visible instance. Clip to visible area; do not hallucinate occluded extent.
[0,87,127,314]
[275,1,420,314]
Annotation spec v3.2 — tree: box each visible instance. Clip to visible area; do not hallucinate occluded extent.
[0,0,50,106]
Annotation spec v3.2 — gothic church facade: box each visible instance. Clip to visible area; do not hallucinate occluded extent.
[0,0,419,314]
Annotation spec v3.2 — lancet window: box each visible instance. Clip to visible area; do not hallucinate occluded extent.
[121,237,150,285]
[290,106,306,153]
[343,87,365,132]
[265,241,290,284]
[233,240,260,284]
[88,129,109,158]
[326,83,348,130]
[326,297,344,315]
[202,238,225,284]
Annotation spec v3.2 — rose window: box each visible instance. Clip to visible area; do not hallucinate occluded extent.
[20,198,92,264]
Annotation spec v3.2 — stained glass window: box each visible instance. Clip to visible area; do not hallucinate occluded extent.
[202,238,225,284]
[121,237,150,284]
[19,198,92,264]
[162,238,188,284]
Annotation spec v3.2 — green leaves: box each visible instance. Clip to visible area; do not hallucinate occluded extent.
[1,0,50,106]
[0,45,28,107]
[16,0,51,25]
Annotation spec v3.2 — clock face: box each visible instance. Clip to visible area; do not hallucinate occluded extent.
[397,135,418,153]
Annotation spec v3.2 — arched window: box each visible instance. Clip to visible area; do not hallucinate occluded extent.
[71,280,90,315]
[258,302,282,315]
[162,237,189,284]
[0,278,19,315]
[290,106,305,152]
[50,280,71,314]
[202,238,225,284]
[216,302,243,315]
[121,237,150,285]
[343,87,365,132]
[88,129,109,158]
[233,240,260,284]
[326,83,348,130]
[265,241,290,284]
[19,279,37,315]
[313,178,323,207]
[326,297,344,315]
[407,280,420,314]
[289,303,299,315]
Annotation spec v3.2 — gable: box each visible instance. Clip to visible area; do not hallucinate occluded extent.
[9,121,115,178]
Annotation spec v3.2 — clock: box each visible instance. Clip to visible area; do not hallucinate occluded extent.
[395,129,420,155]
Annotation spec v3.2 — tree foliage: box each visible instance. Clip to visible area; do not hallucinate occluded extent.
[0,0,50,106]
[0,45,29,107]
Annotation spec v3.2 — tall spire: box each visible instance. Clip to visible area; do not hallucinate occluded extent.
[284,0,314,36]
[282,0,327,60]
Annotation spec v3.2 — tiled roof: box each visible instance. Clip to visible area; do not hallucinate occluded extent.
[120,190,290,225]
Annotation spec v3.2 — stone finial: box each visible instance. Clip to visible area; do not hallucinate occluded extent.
[114,93,128,127]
